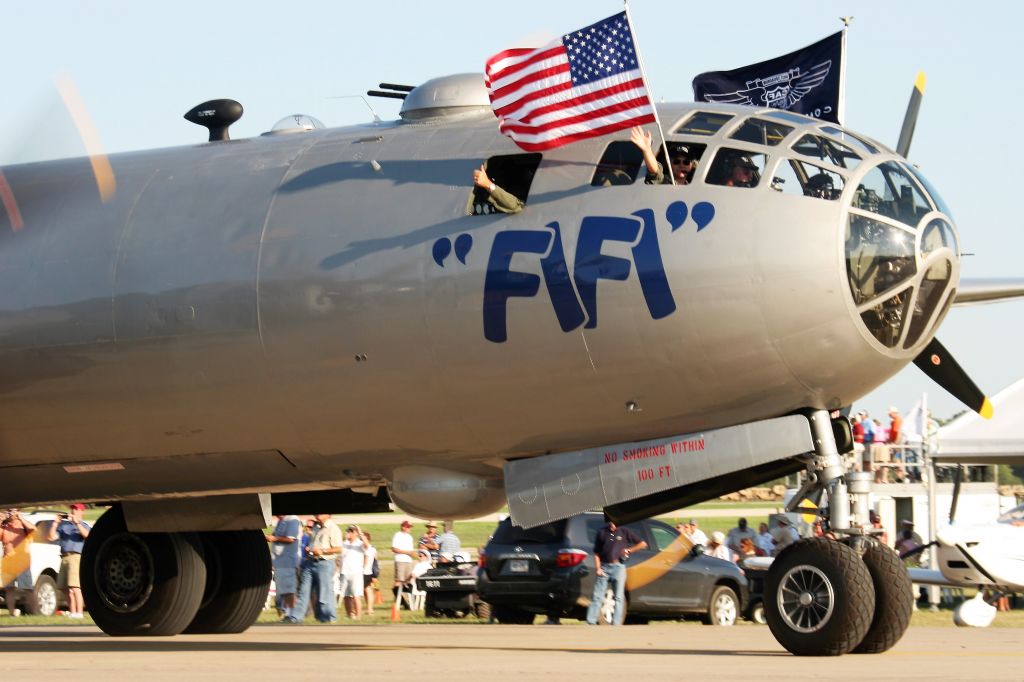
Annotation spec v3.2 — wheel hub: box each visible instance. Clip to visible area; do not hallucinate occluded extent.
[777,564,835,633]
[95,533,155,613]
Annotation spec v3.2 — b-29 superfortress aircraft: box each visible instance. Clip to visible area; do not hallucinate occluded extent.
[0,71,1020,654]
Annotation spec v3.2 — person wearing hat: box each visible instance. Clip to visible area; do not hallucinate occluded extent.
[706,531,735,562]
[391,520,417,604]
[684,518,708,546]
[339,524,371,619]
[47,503,91,619]
[771,517,800,556]
[722,154,759,188]
[629,126,697,185]
[419,521,440,563]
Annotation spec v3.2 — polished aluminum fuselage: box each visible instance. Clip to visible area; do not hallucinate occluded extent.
[0,104,925,504]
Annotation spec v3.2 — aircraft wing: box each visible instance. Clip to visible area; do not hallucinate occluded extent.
[906,567,955,587]
[952,278,1024,306]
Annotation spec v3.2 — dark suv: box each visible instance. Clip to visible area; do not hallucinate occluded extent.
[478,513,747,624]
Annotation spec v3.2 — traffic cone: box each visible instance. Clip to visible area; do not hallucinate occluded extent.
[390,584,403,622]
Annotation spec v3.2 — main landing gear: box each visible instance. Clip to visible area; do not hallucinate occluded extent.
[80,505,271,636]
[762,411,914,656]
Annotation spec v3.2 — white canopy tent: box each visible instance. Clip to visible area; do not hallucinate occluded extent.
[934,376,1024,465]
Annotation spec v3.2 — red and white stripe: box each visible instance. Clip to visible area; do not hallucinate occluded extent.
[485,39,655,152]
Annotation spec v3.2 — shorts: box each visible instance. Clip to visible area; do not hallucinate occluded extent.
[58,553,82,589]
[394,561,412,583]
[362,574,376,590]
[274,566,298,595]
[338,572,363,597]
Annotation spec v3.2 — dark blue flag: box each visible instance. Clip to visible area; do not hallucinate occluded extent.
[692,31,843,123]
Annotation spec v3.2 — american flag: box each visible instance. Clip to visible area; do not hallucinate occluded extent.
[485,12,655,152]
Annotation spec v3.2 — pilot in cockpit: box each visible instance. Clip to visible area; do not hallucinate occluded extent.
[629,126,697,185]
[805,173,835,200]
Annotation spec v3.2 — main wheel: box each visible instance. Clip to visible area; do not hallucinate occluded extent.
[25,573,58,616]
[852,539,913,653]
[81,505,206,636]
[184,530,271,634]
[764,537,875,656]
[702,585,738,626]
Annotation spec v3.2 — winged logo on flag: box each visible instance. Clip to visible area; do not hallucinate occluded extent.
[702,60,832,110]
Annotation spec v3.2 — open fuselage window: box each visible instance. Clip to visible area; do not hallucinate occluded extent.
[592,141,643,186]
[791,134,861,170]
[706,148,767,188]
[468,152,542,216]
[650,141,706,185]
[771,159,845,200]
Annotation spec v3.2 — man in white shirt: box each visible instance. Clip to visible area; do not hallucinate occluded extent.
[685,518,708,546]
[391,520,417,606]
[340,524,371,618]
[754,522,774,556]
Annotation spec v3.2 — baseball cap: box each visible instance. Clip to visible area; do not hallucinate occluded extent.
[734,155,758,170]
[426,520,438,528]
[901,519,914,526]
[400,520,412,528]
[346,525,359,532]
[69,503,86,511]
[712,531,725,543]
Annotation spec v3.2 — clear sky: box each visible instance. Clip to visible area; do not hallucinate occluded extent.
[2,1,1021,422]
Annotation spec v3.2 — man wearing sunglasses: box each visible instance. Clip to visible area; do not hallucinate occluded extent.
[629,126,697,185]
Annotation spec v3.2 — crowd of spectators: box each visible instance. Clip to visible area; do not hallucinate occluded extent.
[266,516,460,623]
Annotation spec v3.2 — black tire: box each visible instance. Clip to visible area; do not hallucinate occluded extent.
[493,605,535,624]
[764,537,875,656]
[424,593,439,617]
[475,600,491,620]
[81,505,206,636]
[852,539,913,654]
[701,584,739,626]
[25,573,59,616]
[184,530,271,634]
[747,599,766,625]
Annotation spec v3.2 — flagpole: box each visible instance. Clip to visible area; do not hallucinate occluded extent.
[838,16,852,126]
[624,1,676,185]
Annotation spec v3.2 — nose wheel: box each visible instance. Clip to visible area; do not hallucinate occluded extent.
[764,537,875,656]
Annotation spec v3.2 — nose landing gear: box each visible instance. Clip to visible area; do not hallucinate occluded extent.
[763,410,914,656]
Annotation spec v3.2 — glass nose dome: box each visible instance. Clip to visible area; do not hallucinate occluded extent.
[845,161,959,351]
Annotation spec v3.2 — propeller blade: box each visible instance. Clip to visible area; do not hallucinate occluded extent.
[913,337,993,419]
[896,71,926,158]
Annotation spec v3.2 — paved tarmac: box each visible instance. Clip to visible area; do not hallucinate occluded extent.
[1,623,1020,681]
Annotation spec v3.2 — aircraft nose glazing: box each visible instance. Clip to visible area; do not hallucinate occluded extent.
[844,161,959,353]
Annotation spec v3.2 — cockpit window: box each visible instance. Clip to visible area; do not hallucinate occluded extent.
[791,134,861,170]
[674,111,735,136]
[729,118,794,146]
[852,162,931,228]
[819,126,879,156]
[771,160,845,200]
[763,110,817,126]
[846,214,917,347]
[906,163,953,219]
[468,153,541,216]
[707,148,766,188]
[592,141,643,186]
